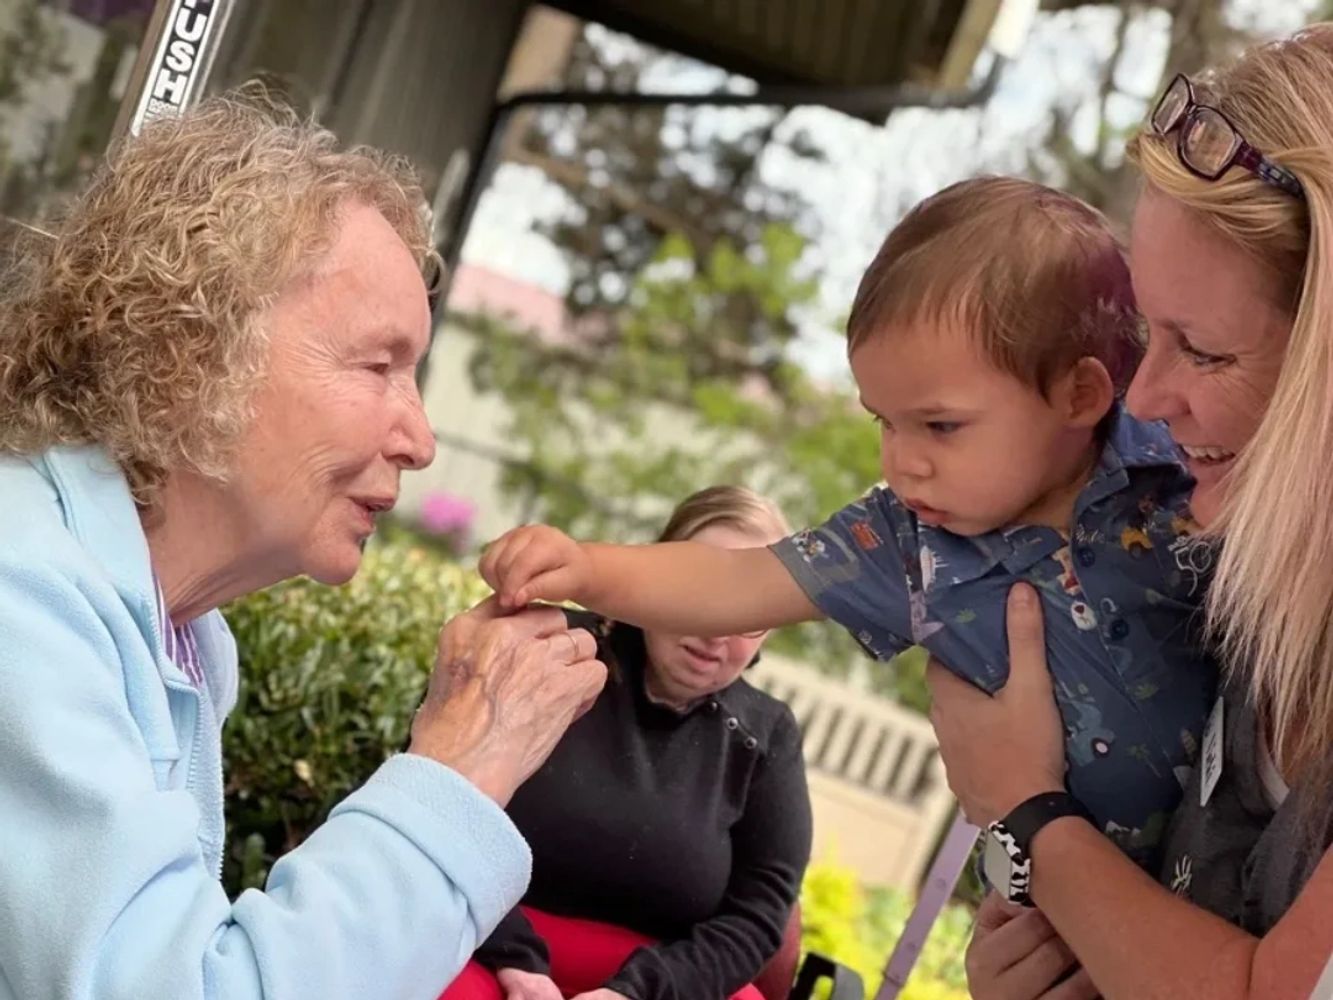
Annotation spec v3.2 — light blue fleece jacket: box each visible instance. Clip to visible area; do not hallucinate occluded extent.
[0,446,531,1000]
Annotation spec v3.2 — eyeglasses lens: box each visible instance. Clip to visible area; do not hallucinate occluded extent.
[1152,77,1190,134]
[1182,107,1241,178]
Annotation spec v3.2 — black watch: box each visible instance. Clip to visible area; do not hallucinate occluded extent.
[982,791,1093,907]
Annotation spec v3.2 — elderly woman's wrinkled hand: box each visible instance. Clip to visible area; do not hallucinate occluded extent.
[480,524,595,610]
[409,597,606,805]
[925,583,1067,827]
[494,967,564,1000]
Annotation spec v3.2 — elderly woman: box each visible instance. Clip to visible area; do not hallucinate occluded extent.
[447,486,811,1000]
[0,94,605,1000]
[929,24,1333,1000]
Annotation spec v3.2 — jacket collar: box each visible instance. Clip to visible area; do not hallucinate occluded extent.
[37,445,157,618]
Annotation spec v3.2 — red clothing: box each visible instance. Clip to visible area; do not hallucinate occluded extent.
[440,907,764,1000]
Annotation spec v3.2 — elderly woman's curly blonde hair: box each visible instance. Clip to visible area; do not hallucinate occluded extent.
[0,87,435,507]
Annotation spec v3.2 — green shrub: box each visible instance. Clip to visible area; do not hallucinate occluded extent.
[221,537,490,893]
[800,858,973,1000]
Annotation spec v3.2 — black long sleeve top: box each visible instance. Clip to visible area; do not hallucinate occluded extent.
[474,616,813,1000]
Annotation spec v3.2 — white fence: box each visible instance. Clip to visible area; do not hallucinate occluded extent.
[750,654,955,889]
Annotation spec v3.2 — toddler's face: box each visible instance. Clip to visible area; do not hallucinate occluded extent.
[850,322,1094,536]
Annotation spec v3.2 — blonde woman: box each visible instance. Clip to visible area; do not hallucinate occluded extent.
[0,94,605,1000]
[930,24,1333,1000]
[446,487,812,1000]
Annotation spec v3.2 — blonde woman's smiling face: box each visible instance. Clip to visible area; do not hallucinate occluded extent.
[1125,188,1293,526]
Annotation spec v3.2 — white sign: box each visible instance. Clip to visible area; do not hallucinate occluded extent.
[129,0,221,135]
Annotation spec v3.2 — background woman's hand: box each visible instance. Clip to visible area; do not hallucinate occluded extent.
[494,967,564,1000]
[925,583,1067,826]
[480,524,595,610]
[409,597,606,805]
[965,892,1099,999]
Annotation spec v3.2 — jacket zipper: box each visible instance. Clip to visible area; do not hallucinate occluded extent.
[145,597,223,879]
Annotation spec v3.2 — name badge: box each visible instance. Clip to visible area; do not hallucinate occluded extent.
[1200,696,1224,807]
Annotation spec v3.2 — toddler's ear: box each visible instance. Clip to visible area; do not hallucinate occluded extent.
[1060,357,1115,429]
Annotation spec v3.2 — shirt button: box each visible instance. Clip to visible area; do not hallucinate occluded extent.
[1076,546,1096,567]
[707,700,719,712]
[744,736,758,750]
[725,717,740,730]
[1110,619,1130,640]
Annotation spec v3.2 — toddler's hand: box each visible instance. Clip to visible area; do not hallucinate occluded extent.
[481,524,594,610]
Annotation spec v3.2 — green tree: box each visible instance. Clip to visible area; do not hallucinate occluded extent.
[0,0,69,213]
[1026,0,1246,219]
[506,24,825,396]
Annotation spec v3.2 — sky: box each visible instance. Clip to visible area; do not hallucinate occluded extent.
[461,0,1320,384]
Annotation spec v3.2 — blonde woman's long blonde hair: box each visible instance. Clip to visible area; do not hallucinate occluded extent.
[1128,24,1333,799]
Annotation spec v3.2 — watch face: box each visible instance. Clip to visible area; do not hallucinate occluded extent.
[982,831,1013,890]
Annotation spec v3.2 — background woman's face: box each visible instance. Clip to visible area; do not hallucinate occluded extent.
[1125,188,1294,526]
[642,521,784,707]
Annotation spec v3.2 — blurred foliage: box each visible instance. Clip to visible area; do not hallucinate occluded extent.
[0,0,68,107]
[221,537,490,894]
[461,221,872,535]
[0,0,68,198]
[0,1,147,223]
[800,857,974,1000]
[1022,0,1241,220]
[512,24,823,328]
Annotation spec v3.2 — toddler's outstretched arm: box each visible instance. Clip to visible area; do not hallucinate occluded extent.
[480,524,822,636]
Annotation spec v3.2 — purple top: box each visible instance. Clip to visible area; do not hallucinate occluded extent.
[154,581,205,688]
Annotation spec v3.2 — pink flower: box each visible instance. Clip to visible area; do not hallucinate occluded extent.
[420,491,476,537]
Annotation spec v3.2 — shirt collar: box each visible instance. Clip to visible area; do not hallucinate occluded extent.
[1079,403,1185,510]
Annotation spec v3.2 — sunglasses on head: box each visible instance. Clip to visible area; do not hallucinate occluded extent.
[1150,73,1305,200]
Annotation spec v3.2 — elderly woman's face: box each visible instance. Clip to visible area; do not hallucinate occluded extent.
[642,522,782,708]
[230,202,435,584]
[1125,189,1293,526]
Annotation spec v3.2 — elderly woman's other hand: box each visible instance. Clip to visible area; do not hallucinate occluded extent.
[925,584,1066,827]
[410,597,606,805]
[494,968,564,1000]
[965,893,1099,1000]
[569,990,630,1000]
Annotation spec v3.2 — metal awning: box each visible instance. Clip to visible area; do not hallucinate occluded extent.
[543,0,1007,92]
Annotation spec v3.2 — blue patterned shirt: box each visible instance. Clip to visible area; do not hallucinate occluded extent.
[772,406,1218,867]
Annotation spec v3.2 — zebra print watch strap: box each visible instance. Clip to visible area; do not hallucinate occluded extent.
[986,791,1092,906]
[984,819,1033,906]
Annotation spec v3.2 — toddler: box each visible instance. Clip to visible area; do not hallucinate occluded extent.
[481,176,1217,868]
